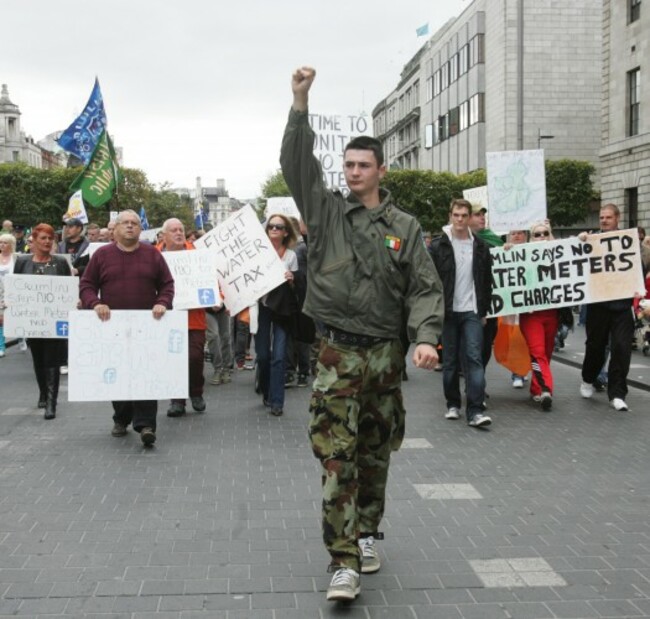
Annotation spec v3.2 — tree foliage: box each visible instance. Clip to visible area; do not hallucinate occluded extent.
[382,160,596,232]
[0,163,193,231]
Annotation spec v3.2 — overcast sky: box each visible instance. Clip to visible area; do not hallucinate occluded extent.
[4,0,466,199]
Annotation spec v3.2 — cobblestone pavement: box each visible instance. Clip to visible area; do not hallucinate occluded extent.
[0,339,649,618]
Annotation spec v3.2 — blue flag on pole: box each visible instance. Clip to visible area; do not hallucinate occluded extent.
[57,78,107,164]
[416,23,430,37]
[139,207,150,230]
[194,211,204,230]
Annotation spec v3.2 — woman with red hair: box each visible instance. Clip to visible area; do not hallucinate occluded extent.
[13,223,72,419]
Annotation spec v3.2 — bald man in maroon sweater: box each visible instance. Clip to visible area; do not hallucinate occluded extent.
[79,209,175,447]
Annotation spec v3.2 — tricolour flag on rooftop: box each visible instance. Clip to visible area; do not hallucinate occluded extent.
[69,129,121,207]
[57,78,107,164]
[416,23,429,37]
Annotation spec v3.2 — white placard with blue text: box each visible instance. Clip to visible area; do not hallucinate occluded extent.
[67,310,189,401]
[162,249,221,310]
[3,274,79,338]
[193,204,286,315]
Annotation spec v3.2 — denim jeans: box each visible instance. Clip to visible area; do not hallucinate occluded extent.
[254,305,288,410]
[442,311,486,419]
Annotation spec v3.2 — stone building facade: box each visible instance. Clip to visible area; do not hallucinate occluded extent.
[600,0,649,229]
[373,0,602,176]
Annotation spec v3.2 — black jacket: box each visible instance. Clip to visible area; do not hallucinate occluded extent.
[428,229,493,319]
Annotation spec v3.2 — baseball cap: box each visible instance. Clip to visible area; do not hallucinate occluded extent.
[471,203,487,215]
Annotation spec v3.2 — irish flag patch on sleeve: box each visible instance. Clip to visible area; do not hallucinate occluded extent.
[384,235,402,251]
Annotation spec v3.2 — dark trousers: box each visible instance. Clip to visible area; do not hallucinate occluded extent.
[235,318,250,364]
[482,317,499,369]
[582,304,634,400]
[112,401,157,432]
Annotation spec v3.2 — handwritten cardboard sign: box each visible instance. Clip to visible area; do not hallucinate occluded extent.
[488,229,645,317]
[67,310,189,401]
[194,204,286,315]
[3,275,79,338]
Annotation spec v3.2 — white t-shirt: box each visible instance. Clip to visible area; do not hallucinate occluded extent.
[451,237,475,312]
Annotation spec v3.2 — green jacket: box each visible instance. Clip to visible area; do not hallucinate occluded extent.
[280,108,444,345]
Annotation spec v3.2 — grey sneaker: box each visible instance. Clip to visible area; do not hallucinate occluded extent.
[210,371,223,385]
[191,396,206,412]
[359,536,380,574]
[445,407,460,420]
[167,401,186,417]
[468,413,492,427]
[326,567,360,602]
[140,427,156,447]
[221,370,232,384]
[111,422,127,437]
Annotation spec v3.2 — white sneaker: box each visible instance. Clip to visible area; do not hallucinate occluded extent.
[445,407,460,420]
[359,536,380,574]
[579,382,593,398]
[610,398,629,412]
[512,377,524,389]
[0,350,5,358]
[469,413,492,427]
[18,339,28,352]
[60,366,68,375]
[326,567,360,602]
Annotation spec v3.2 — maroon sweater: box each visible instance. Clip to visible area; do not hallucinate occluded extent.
[80,242,175,310]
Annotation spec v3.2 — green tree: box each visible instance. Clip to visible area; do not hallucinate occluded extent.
[544,160,596,226]
[258,169,290,218]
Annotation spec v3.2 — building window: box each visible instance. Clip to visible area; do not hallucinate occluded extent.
[425,124,433,148]
[433,118,440,145]
[460,101,469,131]
[441,62,449,91]
[12,151,19,162]
[433,70,441,97]
[449,107,460,136]
[459,45,469,76]
[469,93,485,125]
[625,187,639,227]
[426,76,433,102]
[450,53,458,83]
[440,114,449,141]
[470,34,485,66]
[628,68,640,136]
[630,0,641,22]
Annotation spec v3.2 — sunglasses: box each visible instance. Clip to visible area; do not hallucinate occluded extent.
[533,230,550,238]
[267,223,286,231]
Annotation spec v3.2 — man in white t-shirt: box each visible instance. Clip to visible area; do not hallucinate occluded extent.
[429,199,493,427]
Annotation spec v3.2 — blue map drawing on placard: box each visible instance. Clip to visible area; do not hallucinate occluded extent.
[56,321,69,337]
[103,368,117,384]
[198,288,216,306]
[168,329,184,353]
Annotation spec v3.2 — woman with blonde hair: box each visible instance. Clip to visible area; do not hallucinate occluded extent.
[518,221,559,411]
[255,213,299,417]
[0,232,17,358]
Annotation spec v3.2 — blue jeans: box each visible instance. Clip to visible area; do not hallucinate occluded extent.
[442,311,486,419]
[255,305,288,410]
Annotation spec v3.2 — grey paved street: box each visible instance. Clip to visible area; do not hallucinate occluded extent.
[1,330,649,618]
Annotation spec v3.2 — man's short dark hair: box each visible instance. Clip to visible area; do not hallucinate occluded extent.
[344,136,384,167]
[449,198,472,215]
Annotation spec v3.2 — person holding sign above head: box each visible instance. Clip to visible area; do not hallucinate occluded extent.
[255,214,299,418]
[517,222,558,412]
[79,209,175,447]
[13,224,72,419]
[157,218,207,417]
[578,203,635,412]
[429,199,493,428]
[281,67,443,603]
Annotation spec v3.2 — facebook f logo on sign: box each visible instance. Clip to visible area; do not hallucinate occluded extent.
[198,289,216,306]
[56,321,69,337]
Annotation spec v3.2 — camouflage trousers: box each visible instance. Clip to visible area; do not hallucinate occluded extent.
[308,337,405,573]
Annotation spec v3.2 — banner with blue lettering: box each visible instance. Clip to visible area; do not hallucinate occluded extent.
[57,78,107,164]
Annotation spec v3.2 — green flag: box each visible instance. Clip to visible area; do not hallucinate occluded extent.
[69,129,121,207]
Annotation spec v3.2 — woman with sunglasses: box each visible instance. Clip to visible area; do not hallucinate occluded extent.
[256,214,299,416]
[518,221,558,411]
[13,223,72,419]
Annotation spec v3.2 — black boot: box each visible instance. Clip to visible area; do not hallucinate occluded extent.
[35,366,47,408]
[44,367,60,420]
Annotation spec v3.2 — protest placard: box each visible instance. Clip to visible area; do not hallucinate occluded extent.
[309,112,370,191]
[265,197,301,222]
[67,310,189,401]
[3,275,79,338]
[463,186,489,212]
[486,150,547,233]
[488,229,645,317]
[194,204,286,315]
[162,249,221,310]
